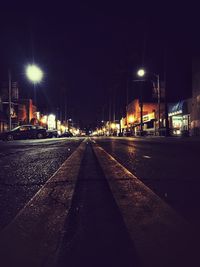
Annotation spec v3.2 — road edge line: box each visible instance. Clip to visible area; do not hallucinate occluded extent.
[0,139,86,267]
[92,142,196,267]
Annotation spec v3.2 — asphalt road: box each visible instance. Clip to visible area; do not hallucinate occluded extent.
[0,137,83,230]
[56,142,140,267]
[0,136,199,267]
[94,137,200,227]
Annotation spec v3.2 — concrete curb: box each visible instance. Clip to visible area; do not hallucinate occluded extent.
[92,140,198,267]
[0,139,86,267]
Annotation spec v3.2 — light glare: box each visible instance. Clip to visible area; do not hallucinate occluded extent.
[26,64,43,83]
[137,69,145,77]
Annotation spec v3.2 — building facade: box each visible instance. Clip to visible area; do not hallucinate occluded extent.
[18,99,37,125]
[125,99,165,135]
[0,81,19,131]
[191,59,200,135]
[168,99,191,136]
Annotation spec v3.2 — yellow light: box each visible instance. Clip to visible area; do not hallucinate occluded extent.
[41,115,47,124]
[26,64,43,83]
[60,125,65,133]
[137,69,145,77]
[111,123,116,129]
[47,114,56,130]
[57,120,61,130]
[74,129,80,135]
[128,115,134,123]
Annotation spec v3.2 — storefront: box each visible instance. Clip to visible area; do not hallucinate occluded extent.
[168,101,190,136]
[126,112,156,136]
[142,112,156,134]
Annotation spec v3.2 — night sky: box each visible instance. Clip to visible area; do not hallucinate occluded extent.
[0,1,195,127]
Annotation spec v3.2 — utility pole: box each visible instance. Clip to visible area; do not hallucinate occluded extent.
[126,79,129,107]
[102,105,105,122]
[64,90,67,124]
[113,88,116,122]
[109,88,112,135]
[139,83,143,135]
[157,74,161,134]
[8,70,12,131]
[33,83,36,106]
[164,48,170,137]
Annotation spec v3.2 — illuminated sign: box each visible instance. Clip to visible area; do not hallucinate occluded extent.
[143,112,155,122]
[169,110,183,116]
[47,114,56,130]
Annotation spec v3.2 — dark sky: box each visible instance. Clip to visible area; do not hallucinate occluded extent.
[0,1,194,127]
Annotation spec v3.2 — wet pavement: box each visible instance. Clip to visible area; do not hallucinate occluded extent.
[56,142,140,267]
[0,136,199,267]
[0,138,82,230]
[94,137,200,226]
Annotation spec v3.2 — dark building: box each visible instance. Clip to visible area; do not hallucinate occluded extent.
[191,59,200,135]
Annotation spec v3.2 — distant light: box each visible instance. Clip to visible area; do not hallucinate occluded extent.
[60,125,66,133]
[41,115,47,124]
[137,69,145,77]
[111,123,116,129]
[128,115,134,124]
[26,64,43,83]
[47,114,56,130]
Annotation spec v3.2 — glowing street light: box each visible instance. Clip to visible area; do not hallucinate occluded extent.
[26,64,43,83]
[137,68,145,77]
[137,67,161,135]
[25,64,43,105]
[136,68,146,135]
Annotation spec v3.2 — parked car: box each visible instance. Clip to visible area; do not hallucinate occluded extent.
[59,131,73,138]
[0,125,47,141]
[46,129,59,138]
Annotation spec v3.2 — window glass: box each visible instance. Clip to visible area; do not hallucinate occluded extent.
[19,126,30,131]
[11,126,20,131]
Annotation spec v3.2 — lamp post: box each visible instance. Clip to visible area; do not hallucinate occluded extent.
[67,118,72,132]
[152,74,161,133]
[25,64,43,105]
[137,69,145,135]
[137,68,161,135]
[8,70,12,130]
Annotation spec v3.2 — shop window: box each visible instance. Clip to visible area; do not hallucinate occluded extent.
[146,120,154,129]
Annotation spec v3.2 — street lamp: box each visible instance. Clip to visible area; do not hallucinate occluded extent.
[25,64,43,105]
[26,64,43,83]
[137,68,146,77]
[136,68,146,135]
[6,64,43,131]
[137,68,161,135]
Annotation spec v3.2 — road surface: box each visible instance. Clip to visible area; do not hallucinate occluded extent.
[0,136,199,267]
[94,137,200,226]
[0,138,83,230]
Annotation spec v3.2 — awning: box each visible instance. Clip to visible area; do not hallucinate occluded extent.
[168,101,188,116]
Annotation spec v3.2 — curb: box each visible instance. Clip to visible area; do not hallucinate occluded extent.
[0,140,86,267]
[92,141,198,267]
